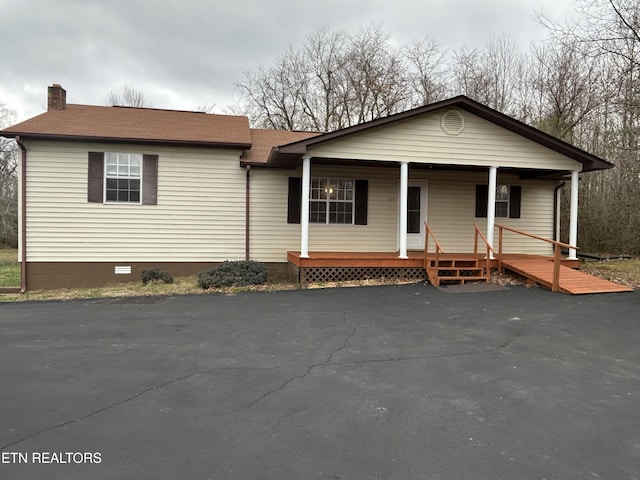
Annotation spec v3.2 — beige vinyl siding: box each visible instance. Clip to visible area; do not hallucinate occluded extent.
[249,168,301,261]
[250,166,556,261]
[417,171,556,255]
[307,109,582,172]
[24,140,246,262]
[250,165,400,261]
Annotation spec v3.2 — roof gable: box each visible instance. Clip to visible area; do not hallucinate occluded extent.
[268,96,613,173]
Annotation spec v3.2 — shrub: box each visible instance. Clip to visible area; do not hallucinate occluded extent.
[141,268,174,285]
[197,261,268,289]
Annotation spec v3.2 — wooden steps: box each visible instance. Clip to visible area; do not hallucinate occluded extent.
[501,258,633,295]
[426,258,488,286]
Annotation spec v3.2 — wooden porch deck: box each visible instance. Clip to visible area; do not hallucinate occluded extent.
[287,251,578,270]
[287,250,426,268]
[287,251,632,294]
[500,257,633,294]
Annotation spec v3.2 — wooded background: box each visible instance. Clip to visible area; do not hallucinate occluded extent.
[0,104,17,248]
[1,0,637,254]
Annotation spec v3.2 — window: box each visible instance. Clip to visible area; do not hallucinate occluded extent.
[88,152,158,205]
[475,184,521,219]
[287,177,368,225]
[495,184,509,218]
[105,153,141,203]
[310,178,354,224]
[407,186,421,233]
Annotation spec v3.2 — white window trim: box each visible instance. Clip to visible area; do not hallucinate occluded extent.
[309,177,355,225]
[104,152,143,205]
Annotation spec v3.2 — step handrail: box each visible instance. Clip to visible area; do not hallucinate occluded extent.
[473,224,495,283]
[424,222,445,285]
[495,224,579,293]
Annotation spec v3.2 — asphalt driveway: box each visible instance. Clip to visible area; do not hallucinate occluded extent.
[1,284,639,479]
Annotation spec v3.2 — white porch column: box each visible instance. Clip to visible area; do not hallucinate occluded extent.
[398,161,409,259]
[486,166,498,258]
[555,184,562,243]
[568,170,579,260]
[300,156,311,258]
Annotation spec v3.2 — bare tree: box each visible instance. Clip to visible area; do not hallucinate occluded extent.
[106,85,151,107]
[300,27,349,131]
[0,101,18,247]
[343,25,409,124]
[403,37,448,106]
[537,0,640,68]
[449,35,524,115]
[527,40,607,142]
[236,25,431,131]
[237,48,308,130]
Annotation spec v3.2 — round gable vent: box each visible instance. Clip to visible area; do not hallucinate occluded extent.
[441,110,465,135]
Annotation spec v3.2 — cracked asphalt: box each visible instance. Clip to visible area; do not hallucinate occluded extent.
[1,283,639,480]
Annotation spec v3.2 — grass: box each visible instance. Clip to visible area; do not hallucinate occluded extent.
[0,257,637,303]
[0,248,20,288]
[0,272,301,303]
[581,258,640,289]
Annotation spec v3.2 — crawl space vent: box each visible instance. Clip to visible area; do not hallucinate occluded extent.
[114,266,132,275]
[441,110,465,135]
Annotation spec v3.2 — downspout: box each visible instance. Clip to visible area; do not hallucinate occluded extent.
[553,180,566,243]
[245,165,251,261]
[16,136,27,293]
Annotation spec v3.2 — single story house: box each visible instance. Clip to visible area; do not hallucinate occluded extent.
[0,84,614,291]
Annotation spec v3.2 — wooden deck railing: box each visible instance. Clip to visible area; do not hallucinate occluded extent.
[473,224,495,283]
[495,224,578,293]
[424,222,445,284]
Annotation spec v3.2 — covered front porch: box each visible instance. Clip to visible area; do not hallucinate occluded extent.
[294,156,582,262]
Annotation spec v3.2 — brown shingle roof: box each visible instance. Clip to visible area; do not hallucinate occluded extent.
[0,104,252,147]
[242,129,320,165]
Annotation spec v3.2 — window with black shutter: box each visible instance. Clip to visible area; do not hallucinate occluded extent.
[475,184,521,219]
[287,177,368,225]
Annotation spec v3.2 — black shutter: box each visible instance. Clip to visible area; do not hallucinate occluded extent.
[509,185,521,218]
[475,184,488,218]
[287,177,302,224]
[88,152,104,203]
[142,154,158,205]
[354,179,368,225]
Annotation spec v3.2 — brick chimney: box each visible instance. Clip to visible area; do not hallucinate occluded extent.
[47,84,67,110]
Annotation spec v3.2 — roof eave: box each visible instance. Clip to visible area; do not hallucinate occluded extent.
[454,102,614,172]
[265,145,308,168]
[1,132,251,149]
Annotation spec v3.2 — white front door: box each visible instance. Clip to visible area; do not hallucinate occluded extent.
[405,181,428,249]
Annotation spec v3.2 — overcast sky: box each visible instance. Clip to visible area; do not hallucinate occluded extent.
[1,0,579,123]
